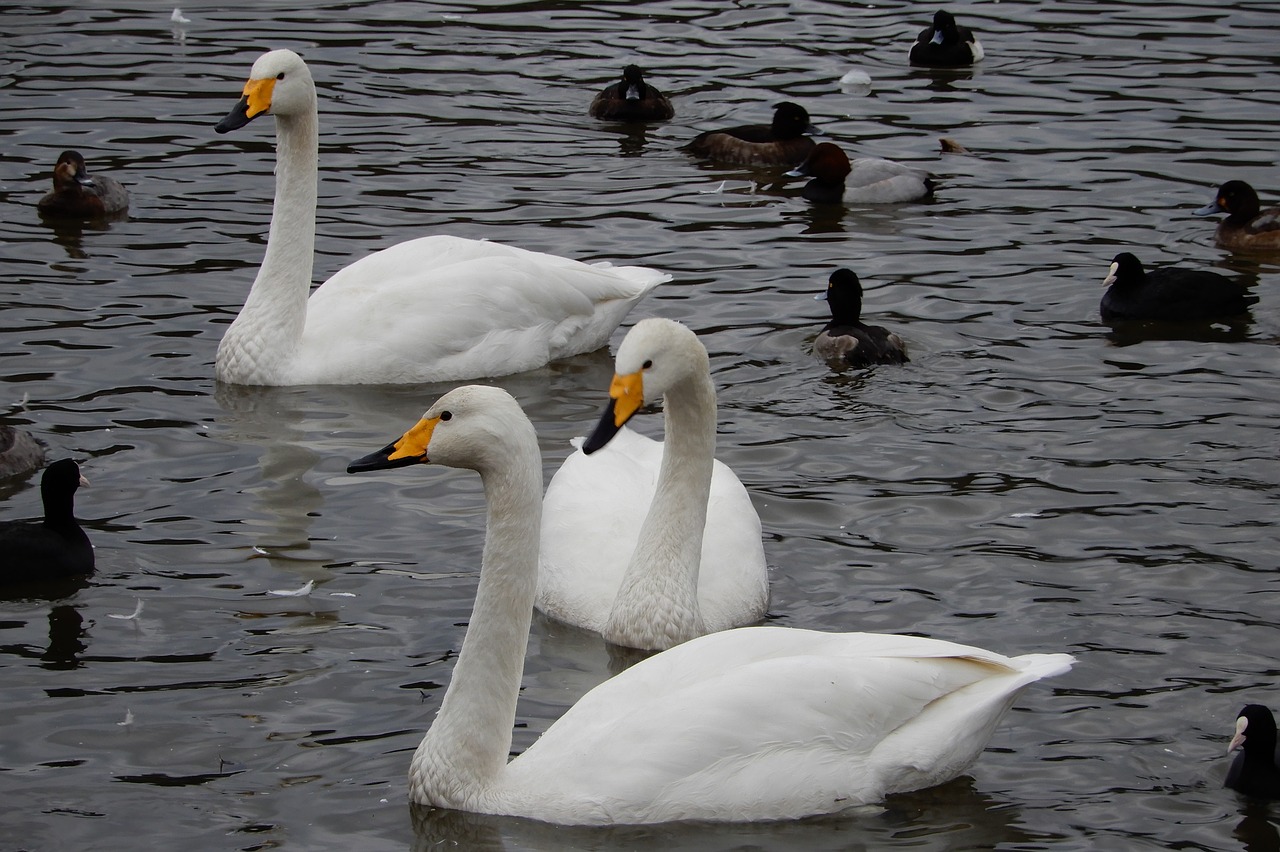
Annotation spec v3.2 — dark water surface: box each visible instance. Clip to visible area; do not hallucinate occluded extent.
[2,1,1278,849]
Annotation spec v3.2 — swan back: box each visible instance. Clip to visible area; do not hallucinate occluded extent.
[500,627,1072,824]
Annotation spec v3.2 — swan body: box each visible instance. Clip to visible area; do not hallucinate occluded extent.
[348,385,1073,826]
[214,49,666,386]
[539,319,768,650]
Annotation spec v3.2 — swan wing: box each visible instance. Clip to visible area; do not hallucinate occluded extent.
[503,627,1071,824]
[297,235,666,384]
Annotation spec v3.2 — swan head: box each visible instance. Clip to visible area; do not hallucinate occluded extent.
[583,318,708,454]
[215,48,316,133]
[347,385,534,476]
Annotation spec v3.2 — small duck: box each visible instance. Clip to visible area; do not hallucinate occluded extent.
[814,268,908,367]
[1194,180,1280,252]
[786,142,933,204]
[0,459,94,585]
[0,425,45,479]
[589,65,674,122]
[1226,705,1280,800]
[909,10,985,68]
[36,150,129,219]
[1100,252,1258,322]
[686,101,816,167]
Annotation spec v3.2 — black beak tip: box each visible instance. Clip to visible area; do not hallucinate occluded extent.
[215,98,254,134]
[582,400,622,456]
[347,441,421,473]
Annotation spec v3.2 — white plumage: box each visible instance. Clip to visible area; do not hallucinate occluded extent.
[214,49,666,386]
[538,319,769,650]
[348,384,1074,826]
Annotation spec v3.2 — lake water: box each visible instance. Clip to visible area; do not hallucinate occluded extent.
[2,0,1278,849]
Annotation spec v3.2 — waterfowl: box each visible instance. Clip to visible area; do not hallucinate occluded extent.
[1226,705,1280,799]
[0,459,93,585]
[0,426,45,479]
[1194,181,1280,252]
[1099,252,1258,322]
[589,65,674,122]
[686,102,816,167]
[36,150,129,219]
[786,142,933,204]
[814,268,908,367]
[347,385,1074,825]
[538,318,768,651]
[213,49,667,386]
[909,10,985,67]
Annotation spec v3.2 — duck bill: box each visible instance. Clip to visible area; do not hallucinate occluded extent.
[582,371,645,455]
[215,77,276,134]
[1194,200,1225,217]
[347,416,439,473]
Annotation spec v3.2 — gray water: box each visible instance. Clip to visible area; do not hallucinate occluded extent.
[1,1,1278,849]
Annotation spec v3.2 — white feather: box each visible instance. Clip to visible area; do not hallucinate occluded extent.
[538,320,768,650]
[360,385,1074,826]
[215,50,666,386]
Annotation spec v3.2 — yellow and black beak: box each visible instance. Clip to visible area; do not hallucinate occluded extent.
[215,76,276,134]
[347,416,439,473]
[583,371,645,455]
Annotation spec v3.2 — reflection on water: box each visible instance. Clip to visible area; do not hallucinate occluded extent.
[1,0,1279,848]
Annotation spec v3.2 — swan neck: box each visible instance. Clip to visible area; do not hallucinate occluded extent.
[413,440,543,795]
[217,107,318,382]
[606,372,717,648]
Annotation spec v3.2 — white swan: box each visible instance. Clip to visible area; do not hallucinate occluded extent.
[537,318,768,650]
[213,49,667,386]
[347,384,1074,826]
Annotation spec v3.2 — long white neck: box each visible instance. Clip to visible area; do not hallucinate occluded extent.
[604,371,717,649]
[409,437,543,806]
[215,106,318,384]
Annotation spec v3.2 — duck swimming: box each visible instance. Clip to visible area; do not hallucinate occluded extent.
[0,459,93,585]
[1100,252,1258,322]
[213,49,667,386]
[909,10,985,67]
[538,318,768,651]
[348,384,1074,825]
[589,65,674,122]
[1194,180,1280,252]
[814,268,908,367]
[686,101,817,167]
[36,151,129,219]
[786,142,934,204]
[1226,705,1280,800]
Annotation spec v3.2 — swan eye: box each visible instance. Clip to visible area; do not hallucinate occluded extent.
[642,360,653,369]
[439,411,453,421]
